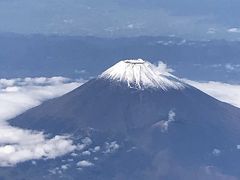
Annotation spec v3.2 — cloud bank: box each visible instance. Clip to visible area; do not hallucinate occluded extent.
[185,79,240,108]
[0,77,83,166]
[0,77,82,122]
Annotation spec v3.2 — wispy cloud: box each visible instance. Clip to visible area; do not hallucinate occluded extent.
[152,110,176,132]
[227,27,240,33]
[154,61,174,76]
[155,61,240,109]
[184,80,240,108]
[224,63,240,72]
[156,61,240,109]
[207,28,217,34]
[198,166,238,180]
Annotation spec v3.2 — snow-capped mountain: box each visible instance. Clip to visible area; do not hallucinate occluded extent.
[9,59,240,180]
[99,59,185,90]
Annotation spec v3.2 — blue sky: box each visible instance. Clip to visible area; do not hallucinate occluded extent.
[0,0,240,39]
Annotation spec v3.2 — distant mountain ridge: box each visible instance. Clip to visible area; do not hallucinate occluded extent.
[1,33,240,82]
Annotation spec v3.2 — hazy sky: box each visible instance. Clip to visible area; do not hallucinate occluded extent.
[1,0,240,39]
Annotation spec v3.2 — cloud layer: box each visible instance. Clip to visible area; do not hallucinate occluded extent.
[185,79,240,108]
[0,77,82,122]
[156,61,240,109]
[1,0,240,39]
[0,77,83,166]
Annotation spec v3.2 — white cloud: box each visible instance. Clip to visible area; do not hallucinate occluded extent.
[61,164,70,170]
[0,77,84,166]
[92,146,101,152]
[0,130,75,167]
[49,167,63,175]
[77,160,94,167]
[81,137,92,146]
[224,63,240,72]
[154,61,174,76]
[0,77,83,122]
[212,148,221,156]
[127,24,134,29]
[225,64,235,71]
[155,61,240,109]
[185,80,240,108]
[104,141,120,153]
[227,27,240,33]
[82,150,91,156]
[152,110,176,132]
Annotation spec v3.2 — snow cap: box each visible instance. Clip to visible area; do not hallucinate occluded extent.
[99,59,186,90]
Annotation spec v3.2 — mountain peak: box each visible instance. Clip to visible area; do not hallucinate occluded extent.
[99,59,186,90]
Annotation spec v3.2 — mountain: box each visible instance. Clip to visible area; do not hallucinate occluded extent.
[8,59,240,179]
